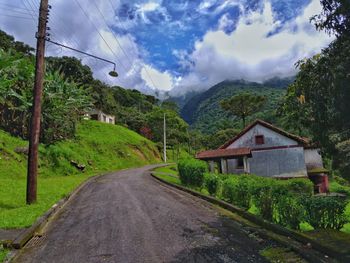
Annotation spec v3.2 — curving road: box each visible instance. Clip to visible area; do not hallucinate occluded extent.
[13,165,272,263]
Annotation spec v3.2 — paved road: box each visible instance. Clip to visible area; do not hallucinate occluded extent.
[14,165,272,263]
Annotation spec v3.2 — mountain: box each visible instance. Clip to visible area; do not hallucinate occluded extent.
[180,78,293,134]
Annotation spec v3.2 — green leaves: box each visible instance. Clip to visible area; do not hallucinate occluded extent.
[220,92,267,128]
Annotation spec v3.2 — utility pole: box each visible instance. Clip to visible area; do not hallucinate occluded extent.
[163,113,167,163]
[27,0,49,204]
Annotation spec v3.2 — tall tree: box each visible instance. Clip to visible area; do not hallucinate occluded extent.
[220,93,267,128]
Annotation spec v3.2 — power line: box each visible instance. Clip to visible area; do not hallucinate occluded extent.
[0,13,33,20]
[89,0,137,75]
[73,0,127,72]
[106,0,160,91]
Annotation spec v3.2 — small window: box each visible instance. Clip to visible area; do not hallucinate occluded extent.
[255,135,265,145]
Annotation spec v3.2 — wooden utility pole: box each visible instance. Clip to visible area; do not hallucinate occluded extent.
[27,0,49,204]
[163,113,167,163]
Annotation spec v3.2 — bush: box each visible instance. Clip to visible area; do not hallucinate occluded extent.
[204,173,221,196]
[178,158,207,187]
[222,175,256,210]
[272,179,313,229]
[304,196,349,230]
[251,179,276,221]
[274,195,305,230]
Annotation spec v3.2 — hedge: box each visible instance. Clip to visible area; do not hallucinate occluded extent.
[178,158,207,187]
[204,173,221,196]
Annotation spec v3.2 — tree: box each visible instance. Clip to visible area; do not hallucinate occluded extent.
[311,0,350,37]
[280,0,350,177]
[220,93,267,128]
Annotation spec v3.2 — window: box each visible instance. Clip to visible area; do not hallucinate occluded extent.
[255,135,264,145]
[237,157,244,169]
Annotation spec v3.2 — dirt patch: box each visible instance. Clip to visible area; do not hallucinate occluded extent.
[131,147,147,161]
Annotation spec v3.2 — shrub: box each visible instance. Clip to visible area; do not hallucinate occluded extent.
[304,196,349,230]
[222,175,255,210]
[178,158,207,187]
[251,179,276,221]
[282,179,314,197]
[204,173,221,196]
[272,179,313,229]
[274,195,305,230]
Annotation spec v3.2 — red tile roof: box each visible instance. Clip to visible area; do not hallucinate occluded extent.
[196,147,251,160]
[219,119,311,149]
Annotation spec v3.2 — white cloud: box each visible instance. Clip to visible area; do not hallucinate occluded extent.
[171,0,333,95]
[141,65,173,91]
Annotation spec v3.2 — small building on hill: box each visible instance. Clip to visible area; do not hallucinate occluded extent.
[196,119,329,193]
[86,109,115,125]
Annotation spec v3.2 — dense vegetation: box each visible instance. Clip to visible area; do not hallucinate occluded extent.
[177,159,349,231]
[280,0,350,180]
[179,79,290,134]
[0,29,189,155]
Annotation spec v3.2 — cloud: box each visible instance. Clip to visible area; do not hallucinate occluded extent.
[141,65,173,91]
[0,0,334,97]
[170,0,333,96]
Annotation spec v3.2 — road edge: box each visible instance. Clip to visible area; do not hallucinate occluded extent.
[150,171,349,263]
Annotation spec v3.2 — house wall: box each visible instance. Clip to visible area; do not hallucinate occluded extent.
[304,148,323,169]
[247,147,307,177]
[227,124,298,149]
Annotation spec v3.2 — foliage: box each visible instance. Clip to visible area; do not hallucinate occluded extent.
[280,1,350,179]
[204,173,221,196]
[335,139,350,180]
[222,175,254,210]
[0,29,34,55]
[0,50,92,144]
[311,0,350,37]
[204,128,240,149]
[180,79,287,134]
[177,158,207,187]
[304,196,349,230]
[0,120,160,228]
[220,92,267,128]
[46,56,94,84]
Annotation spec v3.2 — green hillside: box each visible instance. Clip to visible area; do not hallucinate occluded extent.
[0,120,160,228]
[180,80,288,134]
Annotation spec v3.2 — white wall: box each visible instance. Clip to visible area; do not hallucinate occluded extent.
[304,148,323,169]
[248,147,307,177]
[227,124,298,149]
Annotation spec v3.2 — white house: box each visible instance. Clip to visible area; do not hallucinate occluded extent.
[86,109,115,125]
[196,119,329,193]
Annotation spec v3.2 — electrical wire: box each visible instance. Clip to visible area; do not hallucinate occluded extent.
[106,0,160,90]
[73,0,128,72]
[89,0,137,75]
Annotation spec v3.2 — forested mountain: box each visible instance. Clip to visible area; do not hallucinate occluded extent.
[179,79,293,134]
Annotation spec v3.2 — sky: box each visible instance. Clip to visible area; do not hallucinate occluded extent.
[0,0,333,96]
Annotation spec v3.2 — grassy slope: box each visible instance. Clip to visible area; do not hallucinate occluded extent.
[0,120,160,229]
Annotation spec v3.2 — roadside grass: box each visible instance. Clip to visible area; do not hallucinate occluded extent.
[260,247,306,263]
[153,164,178,176]
[0,120,160,229]
[0,248,8,263]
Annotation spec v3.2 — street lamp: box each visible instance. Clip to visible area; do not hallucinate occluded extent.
[46,39,119,78]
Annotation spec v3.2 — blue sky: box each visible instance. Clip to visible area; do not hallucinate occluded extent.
[0,0,332,95]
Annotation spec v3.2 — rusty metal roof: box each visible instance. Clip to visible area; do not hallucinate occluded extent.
[196,147,251,160]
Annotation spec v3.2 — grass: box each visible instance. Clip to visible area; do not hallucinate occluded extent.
[0,120,160,229]
[0,248,8,263]
[153,164,178,176]
[260,247,306,263]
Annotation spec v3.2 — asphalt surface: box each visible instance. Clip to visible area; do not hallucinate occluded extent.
[14,165,273,263]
